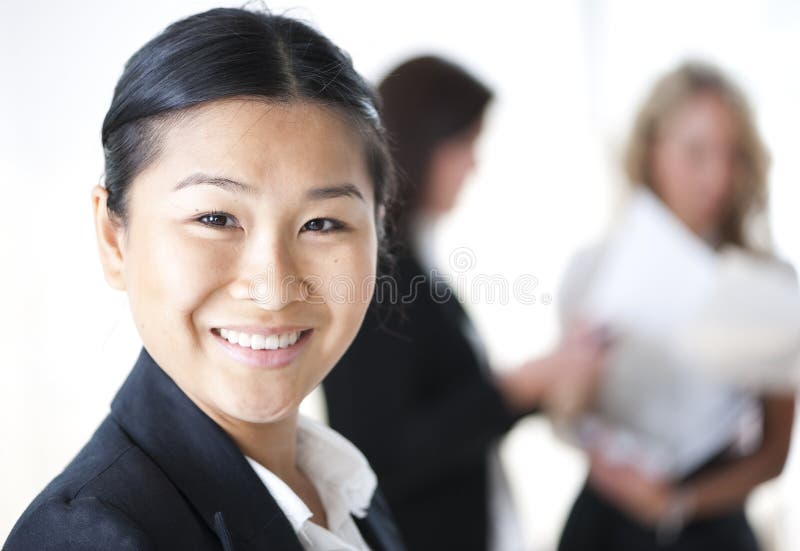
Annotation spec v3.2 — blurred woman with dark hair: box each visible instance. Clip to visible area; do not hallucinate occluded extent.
[378,56,493,238]
[323,55,609,551]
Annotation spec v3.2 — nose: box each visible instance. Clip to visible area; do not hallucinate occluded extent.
[229,236,308,311]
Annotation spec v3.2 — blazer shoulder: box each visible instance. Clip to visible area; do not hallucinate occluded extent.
[7,415,219,551]
[4,494,154,551]
[5,417,154,551]
[35,416,138,502]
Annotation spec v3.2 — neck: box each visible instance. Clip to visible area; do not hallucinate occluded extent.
[230,413,300,481]
[193,395,300,482]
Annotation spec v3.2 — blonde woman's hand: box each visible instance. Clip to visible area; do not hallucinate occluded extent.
[587,448,697,542]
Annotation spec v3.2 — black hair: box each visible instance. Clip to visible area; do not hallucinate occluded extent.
[101,6,396,260]
[377,55,493,239]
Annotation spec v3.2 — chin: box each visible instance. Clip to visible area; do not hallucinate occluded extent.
[225,392,301,425]
[238,410,295,425]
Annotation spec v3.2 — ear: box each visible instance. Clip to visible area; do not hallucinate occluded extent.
[91,184,127,291]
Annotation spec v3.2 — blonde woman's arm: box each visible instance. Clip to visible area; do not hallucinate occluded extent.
[587,393,795,530]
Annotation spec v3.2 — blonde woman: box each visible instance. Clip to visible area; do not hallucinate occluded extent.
[557,62,795,551]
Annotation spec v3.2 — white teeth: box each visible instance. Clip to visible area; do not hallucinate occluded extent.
[250,334,265,350]
[265,335,280,350]
[216,328,303,351]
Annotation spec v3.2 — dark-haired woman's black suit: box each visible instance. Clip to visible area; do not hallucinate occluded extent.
[323,250,535,551]
[4,348,405,551]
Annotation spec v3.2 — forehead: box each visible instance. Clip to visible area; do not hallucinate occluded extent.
[142,98,373,199]
[664,92,739,139]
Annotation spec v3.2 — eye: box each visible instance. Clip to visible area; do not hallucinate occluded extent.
[196,210,238,229]
[301,218,345,233]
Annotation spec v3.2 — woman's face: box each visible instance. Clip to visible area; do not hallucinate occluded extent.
[650,92,740,239]
[93,98,377,424]
[422,119,483,214]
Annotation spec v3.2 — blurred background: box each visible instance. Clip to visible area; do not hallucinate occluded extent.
[1,0,799,548]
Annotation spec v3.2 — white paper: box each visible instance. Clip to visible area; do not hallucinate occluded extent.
[560,188,800,478]
[675,247,800,391]
[582,188,718,338]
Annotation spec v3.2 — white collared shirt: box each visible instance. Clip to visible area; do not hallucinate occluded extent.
[245,414,377,550]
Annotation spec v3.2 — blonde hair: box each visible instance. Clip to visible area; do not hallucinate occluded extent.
[624,60,772,252]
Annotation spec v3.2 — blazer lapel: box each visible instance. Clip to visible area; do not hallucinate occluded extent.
[110,347,303,551]
[352,489,406,551]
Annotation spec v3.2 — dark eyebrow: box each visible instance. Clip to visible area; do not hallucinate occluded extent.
[174,172,364,202]
[306,183,365,202]
[173,173,254,194]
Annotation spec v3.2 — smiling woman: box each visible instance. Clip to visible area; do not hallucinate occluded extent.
[4,7,403,551]
[116,99,380,424]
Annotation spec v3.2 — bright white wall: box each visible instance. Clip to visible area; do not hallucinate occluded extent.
[1,1,798,549]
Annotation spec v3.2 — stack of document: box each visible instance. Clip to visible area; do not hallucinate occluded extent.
[676,247,800,390]
[565,188,800,478]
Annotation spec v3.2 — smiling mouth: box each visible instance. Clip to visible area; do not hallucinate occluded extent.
[211,327,313,351]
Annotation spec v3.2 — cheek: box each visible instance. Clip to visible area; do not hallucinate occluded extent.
[653,147,695,207]
[124,220,234,329]
[426,153,459,203]
[442,154,470,192]
[307,236,377,344]
[709,168,735,202]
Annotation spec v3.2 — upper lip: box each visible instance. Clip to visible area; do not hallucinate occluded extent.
[213,325,312,336]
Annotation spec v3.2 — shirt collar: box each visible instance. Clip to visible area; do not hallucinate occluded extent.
[244,458,312,532]
[245,414,377,532]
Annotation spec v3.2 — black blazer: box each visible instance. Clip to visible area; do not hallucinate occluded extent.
[4,347,405,551]
[323,251,536,551]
